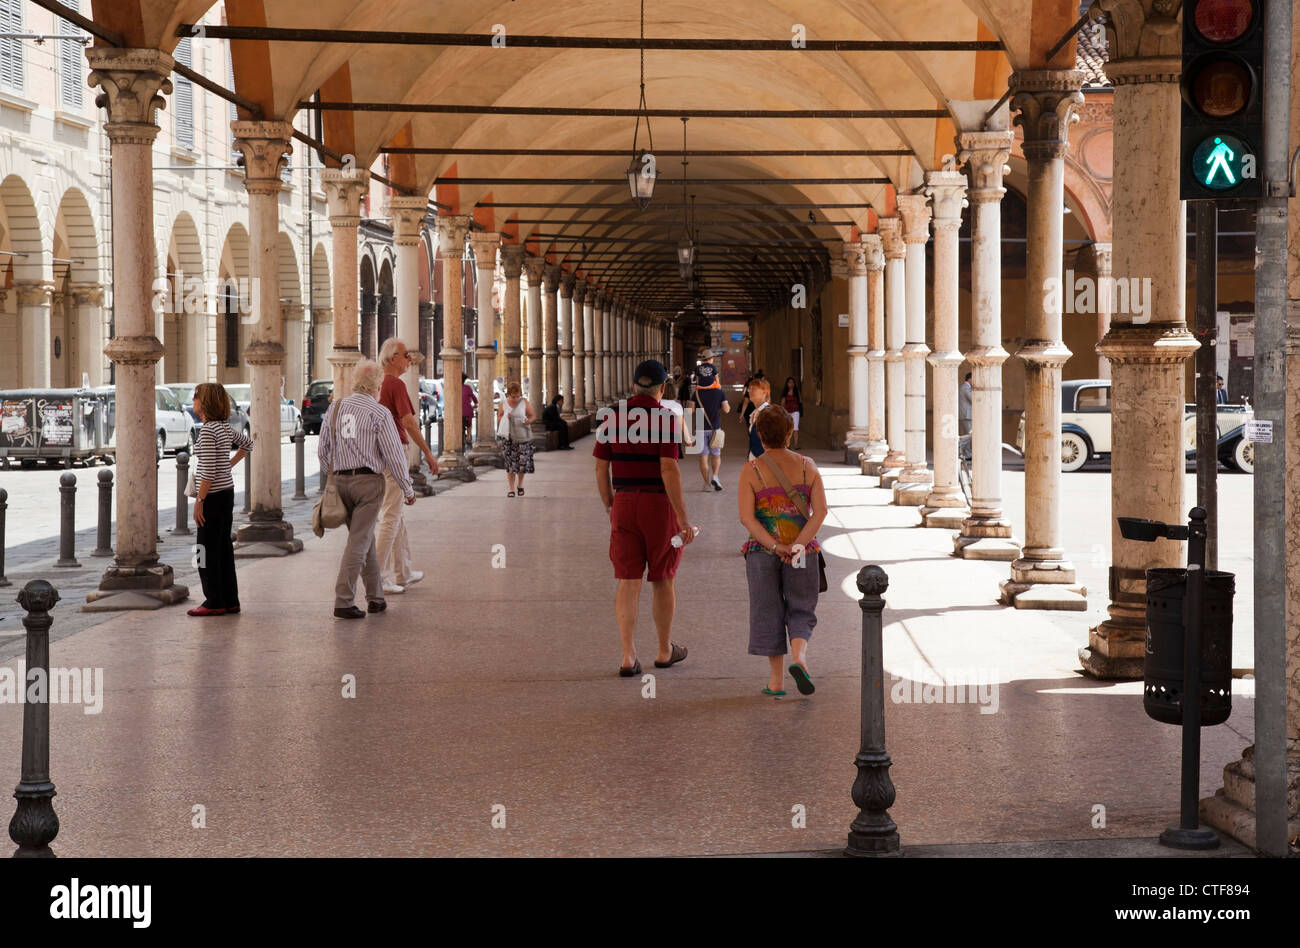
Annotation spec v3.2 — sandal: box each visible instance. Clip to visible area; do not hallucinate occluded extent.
[618,659,642,678]
[653,642,688,668]
[507,491,516,498]
[517,487,524,495]
[789,663,816,695]
[762,687,787,696]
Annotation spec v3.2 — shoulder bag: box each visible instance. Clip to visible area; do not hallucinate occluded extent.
[692,389,725,450]
[311,401,349,537]
[757,454,828,592]
[508,400,531,442]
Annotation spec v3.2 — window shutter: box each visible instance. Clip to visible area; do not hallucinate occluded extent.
[0,0,25,92]
[227,53,240,164]
[58,0,84,111]
[173,37,194,150]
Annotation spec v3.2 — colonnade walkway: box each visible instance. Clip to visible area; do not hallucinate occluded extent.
[0,414,1253,856]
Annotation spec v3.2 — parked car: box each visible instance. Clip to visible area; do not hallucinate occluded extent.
[224,384,304,440]
[418,378,443,425]
[169,382,251,448]
[154,385,191,457]
[301,379,333,435]
[1015,379,1253,473]
[1216,419,1256,473]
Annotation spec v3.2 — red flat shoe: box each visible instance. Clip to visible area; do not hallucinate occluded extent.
[187,605,226,617]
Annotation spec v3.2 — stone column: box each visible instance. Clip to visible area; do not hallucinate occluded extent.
[954,130,1020,560]
[571,280,588,416]
[600,301,613,401]
[583,285,597,413]
[322,168,366,399]
[878,218,907,486]
[921,170,971,528]
[998,71,1086,609]
[389,196,426,409]
[231,120,301,556]
[436,214,471,468]
[84,48,187,609]
[1083,18,1198,671]
[591,290,605,405]
[500,245,525,391]
[523,257,546,430]
[542,264,561,405]
[467,231,501,462]
[860,235,889,473]
[558,272,576,419]
[894,193,933,505]
[15,283,54,387]
[70,283,106,387]
[843,242,870,463]
[1077,241,1114,380]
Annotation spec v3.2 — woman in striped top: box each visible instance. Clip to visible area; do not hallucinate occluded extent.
[189,382,253,617]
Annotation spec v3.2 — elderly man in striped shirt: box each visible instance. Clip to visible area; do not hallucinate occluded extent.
[318,360,417,619]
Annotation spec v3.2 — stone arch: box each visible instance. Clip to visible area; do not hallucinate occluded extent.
[310,242,332,383]
[1,174,52,386]
[359,253,377,360]
[161,211,207,384]
[377,256,395,350]
[50,188,102,388]
[278,231,307,402]
[216,222,250,384]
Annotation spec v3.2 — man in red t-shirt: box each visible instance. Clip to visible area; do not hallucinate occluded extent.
[376,338,439,594]
[594,359,695,678]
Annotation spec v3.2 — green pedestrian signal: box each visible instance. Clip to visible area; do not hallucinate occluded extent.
[1191,133,1254,191]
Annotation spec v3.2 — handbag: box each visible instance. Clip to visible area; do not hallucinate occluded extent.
[311,401,349,538]
[507,400,530,442]
[496,411,512,440]
[758,454,828,593]
[692,390,726,450]
[185,470,197,499]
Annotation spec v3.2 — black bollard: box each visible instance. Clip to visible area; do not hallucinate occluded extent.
[55,474,79,568]
[844,565,900,856]
[92,469,113,557]
[0,487,9,587]
[10,579,61,857]
[242,451,251,514]
[171,450,191,536]
[293,431,306,500]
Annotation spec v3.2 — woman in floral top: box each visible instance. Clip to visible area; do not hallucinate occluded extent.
[736,404,827,697]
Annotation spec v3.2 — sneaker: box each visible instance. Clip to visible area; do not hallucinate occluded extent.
[711,477,723,491]
[402,571,425,586]
[383,582,406,595]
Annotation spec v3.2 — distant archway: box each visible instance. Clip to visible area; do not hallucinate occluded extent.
[1,174,51,386]
[216,223,250,384]
[359,254,377,360]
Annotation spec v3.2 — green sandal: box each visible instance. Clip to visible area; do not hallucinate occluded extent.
[789,663,815,695]
[762,687,786,696]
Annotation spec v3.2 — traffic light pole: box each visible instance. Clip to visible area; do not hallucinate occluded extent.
[1193,202,1218,571]
[1252,0,1291,859]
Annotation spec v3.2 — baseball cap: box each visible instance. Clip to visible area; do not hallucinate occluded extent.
[633,359,669,387]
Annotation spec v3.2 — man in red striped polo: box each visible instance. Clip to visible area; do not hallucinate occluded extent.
[594,359,695,678]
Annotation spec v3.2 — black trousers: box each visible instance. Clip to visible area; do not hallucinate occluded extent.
[547,424,570,448]
[197,488,239,609]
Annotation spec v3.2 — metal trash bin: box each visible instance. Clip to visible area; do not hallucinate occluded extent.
[1143,567,1235,726]
[0,388,115,468]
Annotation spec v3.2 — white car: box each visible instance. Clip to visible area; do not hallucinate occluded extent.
[154,386,191,457]
[224,384,304,440]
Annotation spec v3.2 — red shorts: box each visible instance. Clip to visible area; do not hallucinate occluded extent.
[609,491,682,581]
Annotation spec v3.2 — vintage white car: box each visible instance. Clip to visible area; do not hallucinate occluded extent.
[1015,379,1253,473]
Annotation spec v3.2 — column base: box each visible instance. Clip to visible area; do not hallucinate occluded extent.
[1076,646,1145,681]
[998,578,1088,611]
[955,516,1020,560]
[892,478,931,506]
[234,518,304,558]
[844,441,868,466]
[410,469,435,497]
[920,505,969,529]
[1199,746,1300,852]
[84,564,189,612]
[861,457,885,477]
[437,462,477,482]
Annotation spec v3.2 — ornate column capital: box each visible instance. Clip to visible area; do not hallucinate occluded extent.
[280,302,305,320]
[388,195,428,247]
[896,193,932,244]
[844,241,868,277]
[435,214,472,257]
[877,218,905,259]
[830,257,850,281]
[572,280,588,306]
[1093,0,1182,65]
[956,129,1013,203]
[85,48,173,145]
[559,271,576,297]
[322,168,367,224]
[523,255,546,285]
[1010,70,1085,162]
[500,244,526,280]
[862,233,885,271]
[13,282,54,306]
[231,120,294,195]
[467,232,501,272]
[70,282,105,306]
[543,264,562,293]
[924,169,968,223]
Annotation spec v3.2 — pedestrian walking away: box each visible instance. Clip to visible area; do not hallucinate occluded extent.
[376,338,438,596]
[594,359,695,678]
[188,382,252,617]
[462,374,478,447]
[496,380,536,496]
[691,349,731,491]
[737,405,827,696]
[318,359,416,620]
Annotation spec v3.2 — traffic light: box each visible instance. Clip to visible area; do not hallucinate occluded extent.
[1180,0,1264,200]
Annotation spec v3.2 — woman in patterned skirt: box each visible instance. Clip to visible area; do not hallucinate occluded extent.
[496,381,535,496]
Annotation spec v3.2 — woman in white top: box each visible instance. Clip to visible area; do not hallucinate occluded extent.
[189,382,253,617]
[496,381,535,497]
